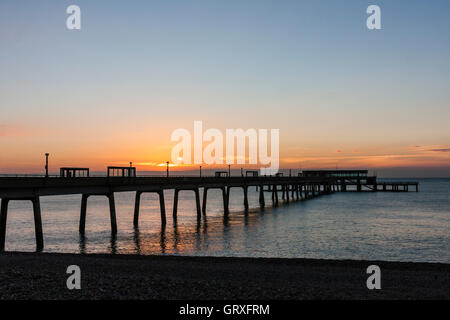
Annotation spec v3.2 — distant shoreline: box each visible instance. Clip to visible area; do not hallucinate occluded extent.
[1,252,448,300]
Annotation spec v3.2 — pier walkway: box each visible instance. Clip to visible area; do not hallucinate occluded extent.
[0,171,418,251]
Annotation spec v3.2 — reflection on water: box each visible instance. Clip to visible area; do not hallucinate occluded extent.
[3,179,450,263]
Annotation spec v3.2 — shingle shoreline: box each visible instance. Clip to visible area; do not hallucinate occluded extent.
[0,252,448,299]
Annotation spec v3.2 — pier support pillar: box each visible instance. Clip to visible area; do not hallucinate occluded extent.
[202,187,208,214]
[0,199,10,252]
[32,196,44,252]
[222,187,229,214]
[226,186,231,214]
[133,191,142,227]
[133,190,166,227]
[259,185,265,208]
[275,186,279,206]
[173,188,201,221]
[271,186,275,204]
[0,197,44,252]
[158,190,166,225]
[108,193,117,234]
[243,186,249,212]
[79,192,117,234]
[79,194,89,233]
[194,188,201,219]
[173,189,180,220]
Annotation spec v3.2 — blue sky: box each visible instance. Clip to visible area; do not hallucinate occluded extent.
[0,0,449,175]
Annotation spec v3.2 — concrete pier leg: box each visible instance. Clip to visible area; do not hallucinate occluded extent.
[282,185,285,200]
[133,191,142,227]
[275,186,279,206]
[0,199,10,252]
[243,186,249,211]
[32,196,44,251]
[173,189,179,220]
[259,185,265,208]
[79,194,89,233]
[194,188,201,219]
[108,193,117,234]
[158,191,166,225]
[226,187,231,213]
[202,188,208,214]
[286,185,290,203]
[271,186,275,204]
[222,187,228,214]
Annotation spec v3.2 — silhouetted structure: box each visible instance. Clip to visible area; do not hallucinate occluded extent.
[302,170,368,178]
[60,167,89,177]
[107,166,136,177]
[0,169,418,251]
[246,170,259,177]
[215,171,229,177]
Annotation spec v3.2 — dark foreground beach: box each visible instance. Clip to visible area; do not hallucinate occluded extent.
[0,252,448,300]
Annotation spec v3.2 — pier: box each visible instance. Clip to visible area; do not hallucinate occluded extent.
[0,170,418,251]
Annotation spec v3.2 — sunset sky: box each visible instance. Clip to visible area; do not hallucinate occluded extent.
[1,0,449,177]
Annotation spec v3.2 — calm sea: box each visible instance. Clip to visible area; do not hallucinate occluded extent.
[3,178,449,263]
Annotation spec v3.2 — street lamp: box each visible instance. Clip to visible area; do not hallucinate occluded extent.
[199,165,202,178]
[45,153,49,178]
[228,164,231,177]
[166,161,169,177]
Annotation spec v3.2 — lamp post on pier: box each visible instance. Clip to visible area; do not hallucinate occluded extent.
[45,153,49,178]
[166,161,169,177]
